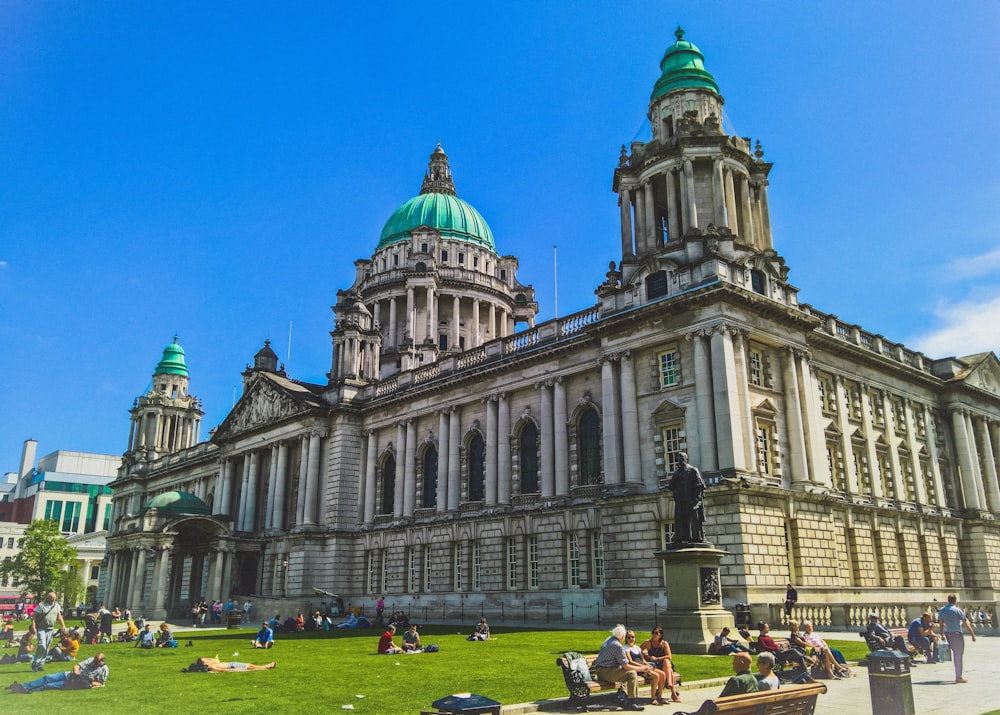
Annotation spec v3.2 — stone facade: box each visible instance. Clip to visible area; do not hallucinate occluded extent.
[104,30,1000,625]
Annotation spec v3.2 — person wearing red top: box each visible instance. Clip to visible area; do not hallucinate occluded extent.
[377,625,402,655]
[756,623,809,675]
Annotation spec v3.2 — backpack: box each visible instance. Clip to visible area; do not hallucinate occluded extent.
[425,644,439,652]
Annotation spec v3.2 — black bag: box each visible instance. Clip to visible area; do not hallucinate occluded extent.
[63,673,94,690]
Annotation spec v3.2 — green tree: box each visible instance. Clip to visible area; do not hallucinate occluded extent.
[0,519,78,601]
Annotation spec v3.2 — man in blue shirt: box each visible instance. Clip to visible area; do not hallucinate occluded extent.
[252,622,274,649]
[592,624,643,711]
[937,594,976,683]
[907,612,938,663]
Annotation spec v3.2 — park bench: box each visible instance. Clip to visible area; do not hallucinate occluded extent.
[556,652,681,708]
[860,627,917,658]
[674,681,827,715]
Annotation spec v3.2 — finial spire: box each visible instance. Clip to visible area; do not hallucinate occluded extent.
[420,142,457,196]
[674,26,685,41]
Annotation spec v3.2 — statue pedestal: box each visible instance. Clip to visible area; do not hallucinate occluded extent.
[655,545,734,654]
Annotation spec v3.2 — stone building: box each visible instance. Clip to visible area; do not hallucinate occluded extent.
[104,30,1000,625]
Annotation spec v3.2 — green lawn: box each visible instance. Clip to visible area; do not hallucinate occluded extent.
[0,626,868,714]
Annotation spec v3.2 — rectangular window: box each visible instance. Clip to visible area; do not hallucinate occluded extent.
[367,551,377,593]
[408,549,417,593]
[381,550,388,594]
[756,422,773,475]
[103,504,112,531]
[591,531,605,587]
[567,533,580,587]
[661,521,676,547]
[507,537,518,590]
[393,253,399,267]
[749,350,764,387]
[472,541,481,591]
[421,242,428,253]
[473,256,479,268]
[662,424,685,473]
[500,269,507,281]
[458,253,465,264]
[45,500,63,525]
[90,565,100,580]
[659,348,680,387]
[62,502,81,533]
[441,250,448,262]
[453,543,463,591]
[424,547,432,592]
[6,538,13,549]
[528,536,539,589]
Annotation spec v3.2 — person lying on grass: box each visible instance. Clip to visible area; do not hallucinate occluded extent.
[182,656,276,672]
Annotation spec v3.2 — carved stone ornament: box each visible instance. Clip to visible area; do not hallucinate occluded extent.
[230,381,304,434]
[700,567,721,605]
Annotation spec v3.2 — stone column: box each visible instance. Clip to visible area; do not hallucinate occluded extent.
[732,330,757,472]
[245,450,260,531]
[452,295,461,349]
[436,413,449,512]
[130,547,147,609]
[782,349,808,483]
[403,420,417,517]
[126,549,139,607]
[301,433,320,525]
[860,386,883,500]
[976,417,1000,513]
[472,298,481,347]
[740,176,756,246]
[951,409,982,510]
[388,296,397,348]
[634,186,647,255]
[104,552,118,609]
[425,286,434,343]
[392,422,405,518]
[798,352,830,487]
[265,444,278,530]
[273,441,288,531]
[644,181,656,254]
[600,357,621,484]
[665,170,679,241]
[448,408,461,511]
[620,352,643,484]
[758,181,773,249]
[209,549,224,603]
[364,432,378,524]
[485,396,498,506]
[691,331,716,470]
[835,378,859,494]
[964,411,988,509]
[712,158,726,226]
[711,327,746,471]
[405,286,415,343]
[902,401,927,505]
[683,159,698,230]
[152,548,171,614]
[923,406,946,508]
[237,455,251,530]
[540,381,555,497]
[498,394,512,503]
[724,167,738,231]
[619,188,634,258]
[219,552,233,603]
[294,437,308,526]
[488,302,496,342]
[882,394,906,502]
[553,379,569,496]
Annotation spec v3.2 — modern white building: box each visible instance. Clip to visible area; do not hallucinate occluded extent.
[104,30,1000,629]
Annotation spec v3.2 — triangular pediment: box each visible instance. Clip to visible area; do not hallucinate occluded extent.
[66,530,108,551]
[960,352,1000,396]
[652,396,687,419]
[214,373,326,440]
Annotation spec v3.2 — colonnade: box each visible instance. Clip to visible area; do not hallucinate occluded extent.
[126,409,200,455]
[371,290,514,352]
[618,157,772,260]
[216,430,326,532]
[949,407,1000,513]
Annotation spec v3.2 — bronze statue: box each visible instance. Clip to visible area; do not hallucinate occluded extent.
[668,452,706,543]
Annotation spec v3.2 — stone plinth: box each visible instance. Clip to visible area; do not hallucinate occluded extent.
[655,544,734,654]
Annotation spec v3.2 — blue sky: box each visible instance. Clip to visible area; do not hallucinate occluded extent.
[2,1,998,472]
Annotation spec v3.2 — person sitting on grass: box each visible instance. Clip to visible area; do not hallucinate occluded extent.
[183,656,276,672]
[378,625,403,654]
[711,627,749,655]
[155,622,175,648]
[755,651,780,691]
[252,622,274,649]
[117,619,138,642]
[136,624,155,649]
[467,617,490,641]
[8,652,107,693]
[295,613,305,631]
[2,619,14,646]
[0,632,34,664]
[402,624,421,652]
[49,631,80,662]
[719,652,759,697]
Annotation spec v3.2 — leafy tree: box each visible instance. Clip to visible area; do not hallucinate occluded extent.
[0,519,78,602]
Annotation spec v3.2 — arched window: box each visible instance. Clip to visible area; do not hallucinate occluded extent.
[519,422,539,494]
[422,446,438,509]
[751,269,766,295]
[380,455,396,515]
[578,409,601,485]
[468,434,485,502]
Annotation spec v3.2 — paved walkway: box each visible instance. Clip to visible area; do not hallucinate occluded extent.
[508,632,1000,715]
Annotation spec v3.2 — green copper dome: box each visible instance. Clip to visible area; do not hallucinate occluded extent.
[376,144,497,253]
[142,490,210,515]
[154,336,188,377]
[651,27,720,100]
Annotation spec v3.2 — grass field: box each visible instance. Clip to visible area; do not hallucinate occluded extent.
[0,625,871,714]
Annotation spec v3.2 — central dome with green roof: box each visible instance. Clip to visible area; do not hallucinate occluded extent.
[651,27,720,100]
[142,490,211,516]
[155,336,188,377]
[377,144,496,253]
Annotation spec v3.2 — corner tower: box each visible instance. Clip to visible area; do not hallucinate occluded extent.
[612,28,783,296]
[124,336,204,467]
[331,144,537,384]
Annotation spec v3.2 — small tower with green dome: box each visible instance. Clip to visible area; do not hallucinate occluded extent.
[124,336,204,467]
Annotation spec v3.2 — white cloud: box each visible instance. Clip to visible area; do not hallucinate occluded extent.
[946,247,1000,280]
[910,294,1000,357]
[0,260,8,268]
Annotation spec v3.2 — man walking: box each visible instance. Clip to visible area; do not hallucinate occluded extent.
[938,594,976,683]
[29,592,66,672]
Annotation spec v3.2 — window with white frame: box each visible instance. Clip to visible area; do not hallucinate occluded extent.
[591,531,605,587]
[567,533,580,587]
[453,543,463,591]
[528,536,539,589]
[424,547,432,592]
[507,537,517,590]
[661,423,686,473]
[381,550,389,593]
[661,521,676,547]
[756,421,775,475]
[367,551,377,593]
[472,541,481,591]
[408,548,417,593]
[658,348,680,388]
[749,349,764,387]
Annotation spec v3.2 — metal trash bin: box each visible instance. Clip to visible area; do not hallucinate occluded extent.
[734,603,752,630]
[429,693,501,715]
[227,609,243,630]
[868,649,914,715]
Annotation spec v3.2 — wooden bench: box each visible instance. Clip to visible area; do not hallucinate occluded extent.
[556,652,681,708]
[860,627,917,657]
[675,681,827,715]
